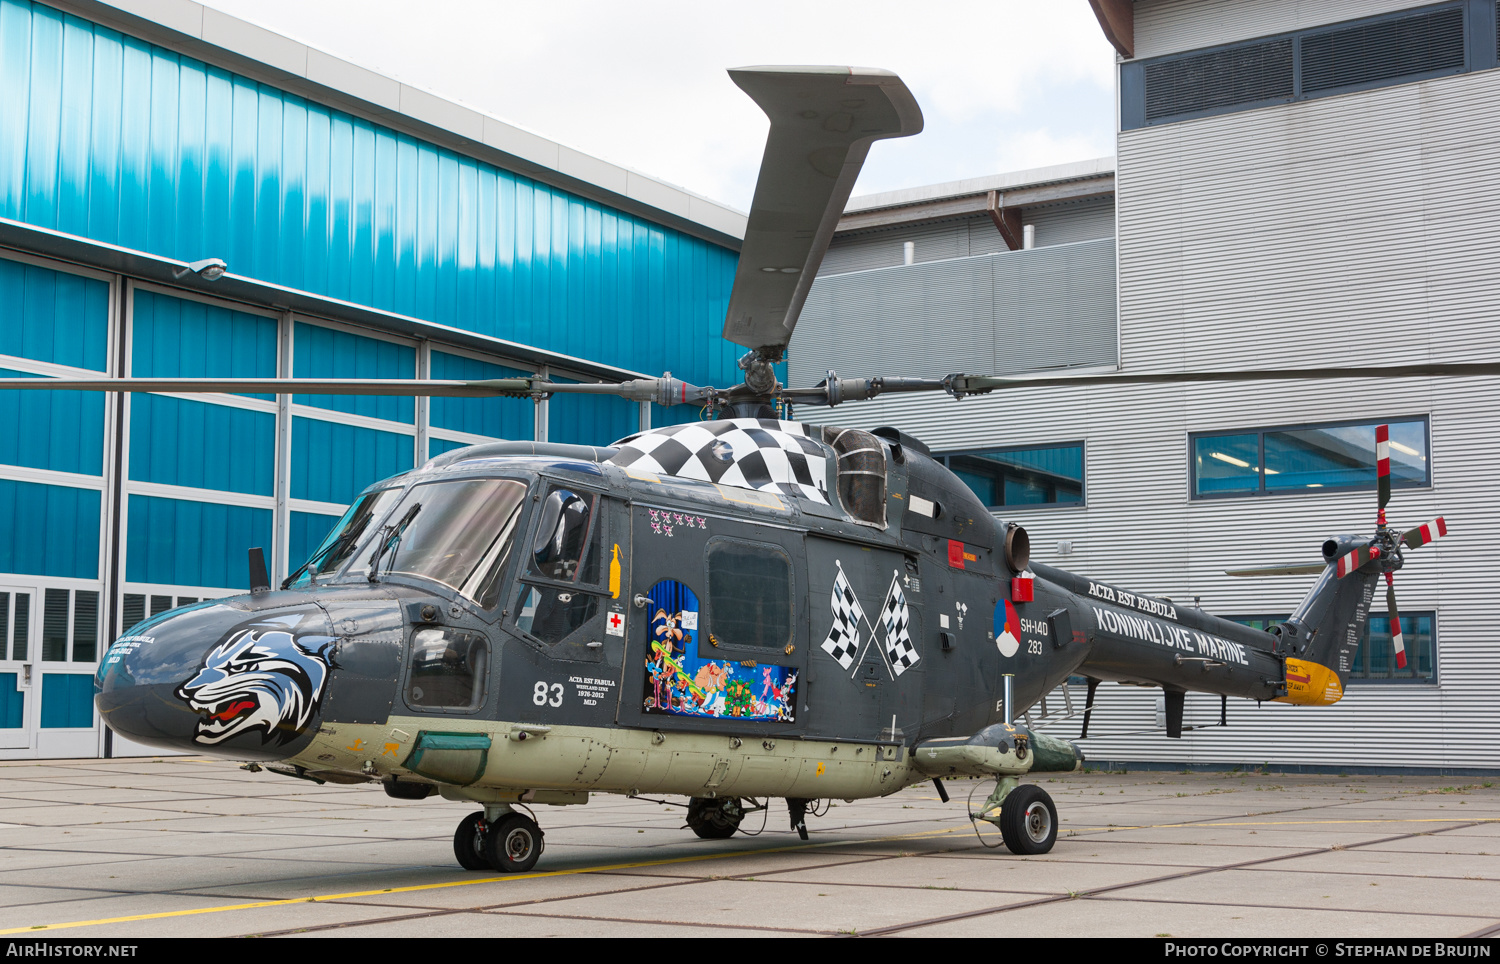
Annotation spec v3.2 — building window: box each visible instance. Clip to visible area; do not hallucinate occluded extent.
[938,443,1084,509]
[1227,612,1436,683]
[1191,418,1428,498]
[1123,3,1473,130]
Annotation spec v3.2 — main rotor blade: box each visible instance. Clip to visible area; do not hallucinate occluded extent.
[949,361,1500,394]
[721,66,923,360]
[0,375,716,405]
[0,377,535,396]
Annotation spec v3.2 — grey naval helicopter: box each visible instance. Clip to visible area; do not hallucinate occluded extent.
[7,66,1482,875]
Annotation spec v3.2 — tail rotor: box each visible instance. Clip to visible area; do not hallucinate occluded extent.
[1325,424,1446,671]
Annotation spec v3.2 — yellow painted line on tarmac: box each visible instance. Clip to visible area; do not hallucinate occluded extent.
[0,823,980,935]
[1067,817,1500,832]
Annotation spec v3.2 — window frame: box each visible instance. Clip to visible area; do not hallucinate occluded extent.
[1189,416,1431,500]
[702,536,797,656]
[935,441,1086,510]
[507,481,613,650]
[1224,611,1439,684]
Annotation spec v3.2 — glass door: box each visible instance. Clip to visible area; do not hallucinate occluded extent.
[0,584,38,750]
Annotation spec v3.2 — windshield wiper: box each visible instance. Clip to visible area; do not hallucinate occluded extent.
[282,527,361,590]
[366,503,421,583]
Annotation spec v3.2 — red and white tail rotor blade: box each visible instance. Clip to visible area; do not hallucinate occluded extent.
[1383,571,1407,670]
[1402,516,1448,550]
[1375,424,1391,525]
[1335,543,1380,578]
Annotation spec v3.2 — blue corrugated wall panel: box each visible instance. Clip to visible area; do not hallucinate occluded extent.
[0,368,104,475]
[0,0,742,390]
[125,493,270,588]
[429,350,531,439]
[549,391,638,447]
[288,510,339,574]
[291,416,412,505]
[39,673,91,727]
[293,321,414,423]
[0,479,99,578]
[426,436,471,460]
[131,289,276,399]
[128,394,274,494]
[0,257,109,370]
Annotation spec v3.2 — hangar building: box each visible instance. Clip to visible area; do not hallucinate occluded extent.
[0,0,746,758]
[799,0,1498,771]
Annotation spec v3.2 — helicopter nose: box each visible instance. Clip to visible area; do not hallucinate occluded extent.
[96,600,336,761]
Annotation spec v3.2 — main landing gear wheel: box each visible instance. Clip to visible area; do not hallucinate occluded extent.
[686,797,744,839]
[999,784,1058,855]
[483,812,544,872]
[453,811,490,871]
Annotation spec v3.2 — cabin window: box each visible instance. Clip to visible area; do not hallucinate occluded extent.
[706,541,793,651]
[936,443,1084,509]
[406,628,489,710]
[1228,613,1436,683]
[1192,418,1428,498]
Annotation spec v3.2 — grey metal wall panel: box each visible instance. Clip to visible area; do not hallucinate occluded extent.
[793,240,1118,384]
[823,220,976,275]
[824,202,1117,276]
[797,67,1500,769]
[1134,0,1433,59]
[1022,199,1118,248]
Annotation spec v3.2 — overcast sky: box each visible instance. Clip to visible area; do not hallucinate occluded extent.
[198,0,1117,212]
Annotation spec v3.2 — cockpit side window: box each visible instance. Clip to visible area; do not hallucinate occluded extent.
[530,488,595,581]
[513,486,605,647]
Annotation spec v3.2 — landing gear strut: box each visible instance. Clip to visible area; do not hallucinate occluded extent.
[453,807,545,872]
[787,797,810,840]
[970,779,1059,855]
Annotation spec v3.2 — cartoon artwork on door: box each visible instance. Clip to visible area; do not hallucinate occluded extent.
[640,578,797,723]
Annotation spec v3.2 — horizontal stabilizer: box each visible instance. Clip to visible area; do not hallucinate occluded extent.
[1224,562,1326,577]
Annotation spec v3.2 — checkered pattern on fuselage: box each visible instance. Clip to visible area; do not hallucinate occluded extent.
[610,419,832,504]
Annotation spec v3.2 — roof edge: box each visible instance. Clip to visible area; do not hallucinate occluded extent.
[49,0,747,249]
[845,157,1116,213]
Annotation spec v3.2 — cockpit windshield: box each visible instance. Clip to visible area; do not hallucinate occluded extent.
[364,479,529,606]
[288,487,403,588]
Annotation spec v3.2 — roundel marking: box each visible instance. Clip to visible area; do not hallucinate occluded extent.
[994,598,1021,658]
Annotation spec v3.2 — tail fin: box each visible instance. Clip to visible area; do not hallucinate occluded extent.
[1272,535,1379,706]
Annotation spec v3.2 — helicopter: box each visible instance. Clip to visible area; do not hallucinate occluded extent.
[4,65,1482,874]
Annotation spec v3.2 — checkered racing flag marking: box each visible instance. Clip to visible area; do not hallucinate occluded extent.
[610,418,831,505]
[880,570,919,677]
[820,562,866,670]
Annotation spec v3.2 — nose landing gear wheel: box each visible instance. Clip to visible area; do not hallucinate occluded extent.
[453,811,490,871]
[999,785,1057,855]
[686,797,744,839]
[483,812,544,872]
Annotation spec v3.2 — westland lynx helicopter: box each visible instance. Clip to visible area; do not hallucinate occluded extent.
[6,66,1484,873]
